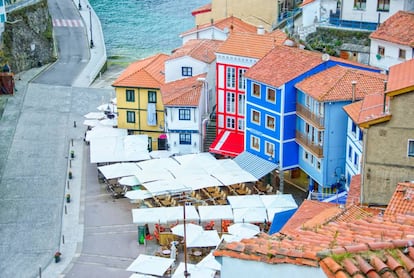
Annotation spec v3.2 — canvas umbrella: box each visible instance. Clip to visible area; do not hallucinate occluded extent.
[126,254,174,276]
[119,175,140,186]
[186,230,221,248]
[171,223,203,238]
[227,223,260,239]
[197,251,221,271]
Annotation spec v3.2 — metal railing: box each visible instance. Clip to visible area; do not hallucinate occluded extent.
[295,130,323,158]
[296,103,324,129]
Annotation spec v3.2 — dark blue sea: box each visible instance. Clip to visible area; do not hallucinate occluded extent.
[89,0,210,64]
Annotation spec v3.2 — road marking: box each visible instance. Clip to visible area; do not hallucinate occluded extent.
[53,19,84,28]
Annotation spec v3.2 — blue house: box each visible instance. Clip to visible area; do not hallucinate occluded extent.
[242,45,384,197]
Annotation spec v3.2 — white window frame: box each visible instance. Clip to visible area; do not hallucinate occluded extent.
[226,67,236,88]
[252,83,260,98]
[237,119,244,131]
[238,94,245,115]
[226,92,235,113]
[238,68,246,91]
[226,117,235,129]
[408,140,414,157]
[251,109,260,125]
[266,115,275,131]
[266,88,276,103]
[251,135,260,151]
[265,142,274,157]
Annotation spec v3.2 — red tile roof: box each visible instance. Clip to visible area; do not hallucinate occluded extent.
[112,53,168,88]
[216,30,288,59]
[181,16,258,37]
[169,39,224,64]
[296,66,387,102]
[343,92,391,128]
[346,174,361,206]
[386,58,414,97]
[384,182,414,217]
[244,46,326,87]
[160,73,206,106]
[191,3,212,16]
[370,10,414,47]
[300,0,316,7]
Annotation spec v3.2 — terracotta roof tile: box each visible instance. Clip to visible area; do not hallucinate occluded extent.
[386,58,414,96]
[370,11,414,46]
[296,65,387,102]
[384,182,414,217]
[168,39,224,64]
[216,30,288,59]
[112,53,168,88]
[191,3,211,16]
[346,174,361,206]
[160,73,206,106]
[300,0,316,7]
[181,16,258,37]
[343,92,391,127]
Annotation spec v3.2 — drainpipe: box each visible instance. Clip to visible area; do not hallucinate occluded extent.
[201,118,209,152]
[351,80,357,102]
[383,80,387,113]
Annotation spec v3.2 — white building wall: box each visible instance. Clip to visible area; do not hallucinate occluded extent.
[302,0,320,27]
[369,39,414,71]
[220,257,325,278]
[341,0,414,23]
[181,28,228,44]
[345,118,362,189]
[164,56,209,83]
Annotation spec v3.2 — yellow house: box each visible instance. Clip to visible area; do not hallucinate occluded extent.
[112,53,169,151]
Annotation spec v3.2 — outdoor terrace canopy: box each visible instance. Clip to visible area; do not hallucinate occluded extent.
[131,206,200,225]
[126,254,174,276]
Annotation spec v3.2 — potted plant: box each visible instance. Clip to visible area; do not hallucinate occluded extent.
[68,171,73,179]
[70,150,75,158]
[66,193,71,203]
[54,251,61,263]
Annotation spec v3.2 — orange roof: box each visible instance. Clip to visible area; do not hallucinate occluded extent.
[346,174,361,206]
[216,30,288,59]
[296,65,387,102]
[160,74,206,106]
[244,46,326,87]
[112,53,168,88]
[214,205,414,270]
[191,3,211,16]
[181,16,258,37]
[169,39,224,64]
[384,182,414,217]
[386,58,414,96]
[343,92,391,128]
[370,10,414,46]
[300,0,316,7]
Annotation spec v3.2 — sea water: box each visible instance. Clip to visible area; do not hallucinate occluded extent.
[89,0,210,64]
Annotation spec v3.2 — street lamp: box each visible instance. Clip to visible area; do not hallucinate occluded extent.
[87,5,94,48]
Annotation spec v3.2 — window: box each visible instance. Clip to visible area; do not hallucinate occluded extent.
[304,151,309,161]
[126,89,134,102]
[267,88,276,103]
[399,49,406,59]
[266,115,275,130]
[305,95,310,107]
[238,69,246,90]
[354,0,366,9]
[252,110,260,124]
[226,67,235,88]
[226,92,235,113]
[351,122,357,134]
[126,111,135,123]
[377,46,385,57]
[358,130,363,141]
[354,153,359,169]
[251,135,260,151]
[179,109,191,120]
[182,67,192,76]
[317,161,321,170]
[408,140,414,157]
[265,142,274,157]
[179,133,191,145]
[348,146,352,159]
[148,91,157,103]
[238,94,245,115]
[238,119,244,131]
[252,83,260,98]
[226,117,235,129]
[377,0,389,11]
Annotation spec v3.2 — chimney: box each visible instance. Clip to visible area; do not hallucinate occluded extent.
[351,81,357,102]
[257,25,265,35]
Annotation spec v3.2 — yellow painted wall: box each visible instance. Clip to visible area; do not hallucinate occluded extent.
[195,0,279,31]
[115,86,165,150]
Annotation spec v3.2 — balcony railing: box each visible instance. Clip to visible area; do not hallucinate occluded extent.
[296,103,324,129]
[296,130,323,158]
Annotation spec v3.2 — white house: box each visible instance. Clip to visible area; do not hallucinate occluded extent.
[179,16,258,44]
[160,74,208,155]
[369,10,414,71]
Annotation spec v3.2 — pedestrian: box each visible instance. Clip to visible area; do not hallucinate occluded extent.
[2,61,10,73]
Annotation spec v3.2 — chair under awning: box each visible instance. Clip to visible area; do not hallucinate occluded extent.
[233,151,278,179]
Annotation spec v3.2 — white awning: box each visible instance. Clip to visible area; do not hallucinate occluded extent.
[126,254,174,276]
[233,151,278,179]
[197,205,234,221]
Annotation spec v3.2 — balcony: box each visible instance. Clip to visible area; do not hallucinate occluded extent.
[296,130,323,158]
[296,103,324,129]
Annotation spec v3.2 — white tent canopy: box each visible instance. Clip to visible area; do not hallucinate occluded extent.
[172,262,216,278]
[119,175,140,186]
[84,111,106,119]
[98,163,140,179]
[90,134,150,163]
[125,190,152,201]
[197,252,221,271]
[227,195,264,209]
[129,274,158,278]
[232,207,268,223]
[126,254,174,276]
[187,230,221,248]
[228,223,260,238]
[197,205,234,221]
[132,206,199,225]
[259,194,298,210]
[85,126,127,142]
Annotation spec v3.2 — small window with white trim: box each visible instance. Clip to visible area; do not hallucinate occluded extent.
[408,140,414,157]
[251,135,260,151]
[266,115,275,130]
[265,142,274,157]
[252,110,260,124]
